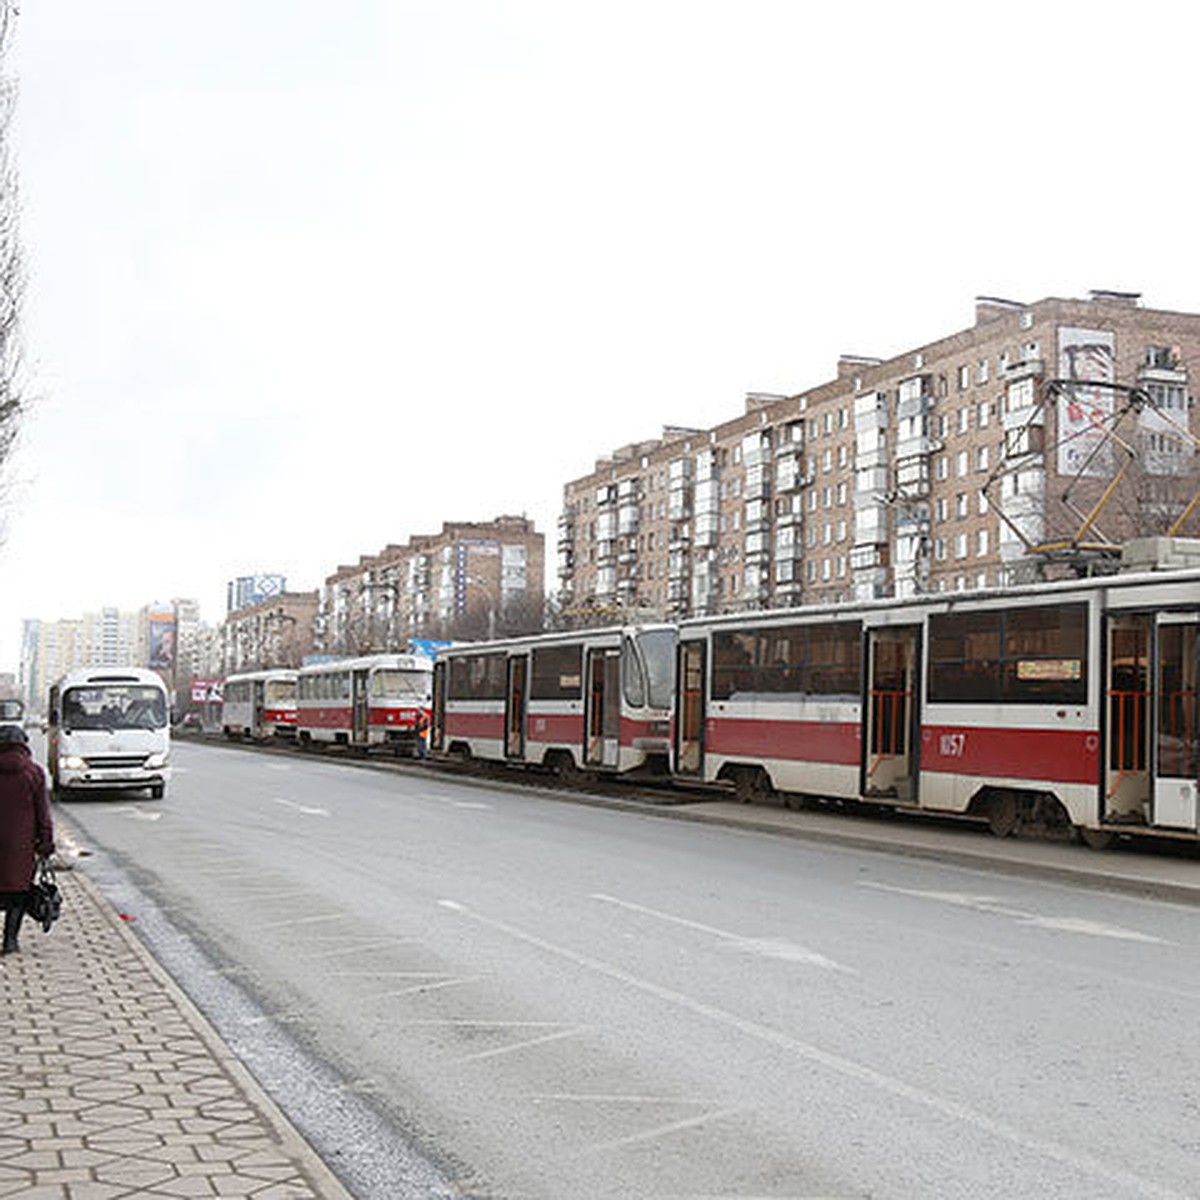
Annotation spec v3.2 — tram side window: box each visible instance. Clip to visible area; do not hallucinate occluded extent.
[712,622,861,701]
[531,645,583,702]
[929,603,1087,704]
[448,654,507,701]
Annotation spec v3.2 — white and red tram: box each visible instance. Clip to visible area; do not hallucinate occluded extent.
[221,670,298,741]
[432,624,677,778]
[296,653,432,754]
[675,568,1200,846]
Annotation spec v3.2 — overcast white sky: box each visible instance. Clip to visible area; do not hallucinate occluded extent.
[3,0,1199,673]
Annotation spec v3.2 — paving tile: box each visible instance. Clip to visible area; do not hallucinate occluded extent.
[2,870,350,1200]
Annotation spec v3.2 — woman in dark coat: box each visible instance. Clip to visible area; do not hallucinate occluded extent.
[0,724,54,955]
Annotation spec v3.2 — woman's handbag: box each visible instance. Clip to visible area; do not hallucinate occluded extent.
[26,858,62,932]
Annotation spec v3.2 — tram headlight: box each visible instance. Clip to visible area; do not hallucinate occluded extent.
[63,755,85,770]
[144,752,168,770]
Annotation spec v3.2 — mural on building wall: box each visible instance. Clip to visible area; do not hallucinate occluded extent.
[1056,326,1116,477]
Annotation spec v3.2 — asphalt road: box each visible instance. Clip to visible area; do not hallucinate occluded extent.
[55,739,1200,1200]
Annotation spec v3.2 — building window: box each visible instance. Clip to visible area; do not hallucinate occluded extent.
[958,364,970,390]
[956,450,969,477]
[956,492,969,519]
[935,456,948,481]
[955,533,969,559]
[978,490,989,515]
[977,400,990,429]
[958,408,970,434]
[977,358,989,384]
[977,528,989,556]
[935,537,947,562]
[977,445,990,471]
[936,498,948,522]
[837,482,847,505]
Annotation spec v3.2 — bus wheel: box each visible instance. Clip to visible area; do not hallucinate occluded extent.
[1078,827,1116,851]
[734,767,772,806]
[149,784,165,800]
[985,791,1019,838]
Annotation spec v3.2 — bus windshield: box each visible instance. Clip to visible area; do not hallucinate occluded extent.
[637,628,677,710]
[63,685,168,731]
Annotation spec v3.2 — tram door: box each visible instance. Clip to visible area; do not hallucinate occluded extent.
[1103,616,1151,823]
[862,627,919,803]
[675,640,706,776]
[430,661,446,753]
[505,654,528,759]
[585,648,620,768]
[252,680,265,740]
[1152,615,1199,830]
[352,669,370,746]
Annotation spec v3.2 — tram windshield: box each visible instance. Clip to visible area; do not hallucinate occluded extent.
[62,685,168,731]
[264,679,296,704]
[637,628,677,710]
[372,669,431,700]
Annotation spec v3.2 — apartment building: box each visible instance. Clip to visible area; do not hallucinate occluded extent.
[315,515,545,656]
[19,602,203,710]
[221,591,318,674]
[559,291,1200,619]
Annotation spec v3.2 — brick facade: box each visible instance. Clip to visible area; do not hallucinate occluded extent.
[558,291,1200,620]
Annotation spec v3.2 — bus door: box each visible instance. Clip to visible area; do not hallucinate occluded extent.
[431,660,446,752]
[585,647,620,768]
[352,670,370,745]
[675,639,706,776]
[1152,614,1198,830]
[862,626,919,804]
[1103,615,1151,823]
[506,654,528,759]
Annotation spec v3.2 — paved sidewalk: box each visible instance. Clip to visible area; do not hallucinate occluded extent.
[0,861,353,1200]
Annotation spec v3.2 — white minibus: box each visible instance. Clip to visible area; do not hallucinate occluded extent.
[47,668,171,799]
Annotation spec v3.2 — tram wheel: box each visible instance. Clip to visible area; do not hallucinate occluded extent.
[985,791,1019,838]
[1078,827,1117,851]
[734,767,772,806]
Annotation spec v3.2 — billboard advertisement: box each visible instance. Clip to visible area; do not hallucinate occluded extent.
[1056,327,1115,477]
[147,613,177,670]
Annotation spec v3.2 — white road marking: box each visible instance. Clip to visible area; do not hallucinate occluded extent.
[258,912,349,930]
[524,1093,701,1104]
[591,893,854,973]
[368,976,482,1000]
[264,763,293,771]
[307,939,413,959]
[272,796,329,817]
[577,1105,745,1156]
[439,898,1188,1200]
[862,883,1169,944]
[454,1026,585,1064]
[112,806,163,822]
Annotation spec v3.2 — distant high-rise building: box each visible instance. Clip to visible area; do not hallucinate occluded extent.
[227,574,287,614]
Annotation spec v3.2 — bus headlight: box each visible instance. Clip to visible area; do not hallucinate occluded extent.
[63,755,86,770]
[144,752,168,770]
